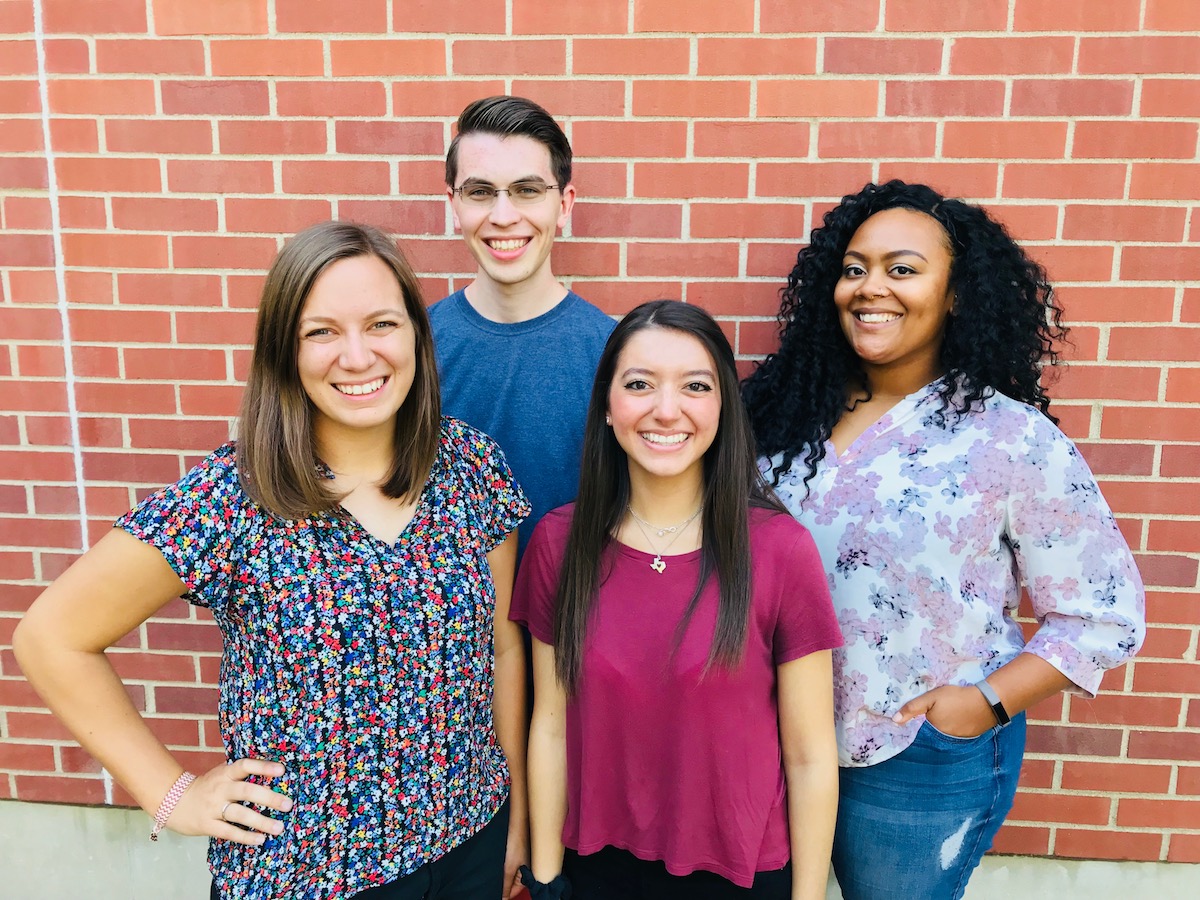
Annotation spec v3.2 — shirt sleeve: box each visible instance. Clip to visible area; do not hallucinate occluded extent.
[113,445,244,612]
[447,418,532,552]
[770,518,845,665]
[509,515,563,645]
[1007,414,1146,696]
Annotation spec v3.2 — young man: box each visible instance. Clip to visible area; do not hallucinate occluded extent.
[431,96,615,557]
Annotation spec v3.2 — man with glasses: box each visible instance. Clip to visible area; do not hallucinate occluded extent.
[432,95,615,558]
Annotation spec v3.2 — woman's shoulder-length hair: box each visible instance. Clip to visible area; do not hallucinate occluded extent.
[236,220,441,520]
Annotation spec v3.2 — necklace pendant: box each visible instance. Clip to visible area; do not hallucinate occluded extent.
[650,555,666,574]
[656,528,670,537]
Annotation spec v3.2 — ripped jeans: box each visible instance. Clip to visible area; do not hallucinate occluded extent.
[831,714,1026,900]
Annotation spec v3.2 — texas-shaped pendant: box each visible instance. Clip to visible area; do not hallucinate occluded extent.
[650,555,666,574]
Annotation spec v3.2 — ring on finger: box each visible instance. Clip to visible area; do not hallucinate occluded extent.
[220,801,236,823]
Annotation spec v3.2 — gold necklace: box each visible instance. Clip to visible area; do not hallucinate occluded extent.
[626,505,702,574]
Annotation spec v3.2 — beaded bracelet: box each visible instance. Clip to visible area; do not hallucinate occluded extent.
[150,771,196,841]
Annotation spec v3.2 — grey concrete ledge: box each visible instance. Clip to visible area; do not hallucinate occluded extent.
[2,800,1196,899]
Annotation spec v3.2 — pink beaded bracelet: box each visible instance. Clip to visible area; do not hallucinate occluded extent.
[150,771,196,842]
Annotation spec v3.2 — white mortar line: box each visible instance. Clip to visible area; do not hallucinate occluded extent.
[33,0,104,804]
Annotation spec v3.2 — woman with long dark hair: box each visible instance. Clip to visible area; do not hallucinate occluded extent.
[743,181,1145,900]
[16,221,531,899]
[512,300,842,900]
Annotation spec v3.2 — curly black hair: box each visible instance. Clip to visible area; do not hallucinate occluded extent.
[742,180,1067,493]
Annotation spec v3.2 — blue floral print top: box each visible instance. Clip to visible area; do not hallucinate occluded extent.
[117,418,529,900]
[768,378,1145,768]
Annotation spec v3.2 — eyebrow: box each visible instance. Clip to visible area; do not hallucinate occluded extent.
[457,175,549,187]
[299,307,406,325]
[843,249,929,263]
[621,367,716,378]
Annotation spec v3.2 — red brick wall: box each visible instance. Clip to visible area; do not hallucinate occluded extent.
[2,0,1198,864]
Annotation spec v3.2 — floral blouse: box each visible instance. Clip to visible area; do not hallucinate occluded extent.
[117,418,529,900]
[768,378,1145,767]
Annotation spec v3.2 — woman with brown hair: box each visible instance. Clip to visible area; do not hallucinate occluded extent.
[16,221,531,899]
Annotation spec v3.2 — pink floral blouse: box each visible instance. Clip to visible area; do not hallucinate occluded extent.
[769,378,1145,767]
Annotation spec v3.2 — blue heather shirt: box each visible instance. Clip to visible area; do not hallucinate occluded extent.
[430,289,615,558]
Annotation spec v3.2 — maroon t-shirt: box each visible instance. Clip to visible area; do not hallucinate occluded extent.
[510,504,842,888]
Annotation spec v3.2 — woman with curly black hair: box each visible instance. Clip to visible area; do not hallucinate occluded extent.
[743,180,1145,900]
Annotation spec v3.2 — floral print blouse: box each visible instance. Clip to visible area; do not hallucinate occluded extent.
[117,418,529,900]
[768,378,1145,767]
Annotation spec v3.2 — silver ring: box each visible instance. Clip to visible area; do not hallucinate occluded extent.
[220,801,235,823]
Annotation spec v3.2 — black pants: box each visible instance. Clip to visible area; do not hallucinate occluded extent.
[563,845,791,900]
[210,800,509,900]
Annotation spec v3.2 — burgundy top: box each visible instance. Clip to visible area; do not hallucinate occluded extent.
[510,505,842,888]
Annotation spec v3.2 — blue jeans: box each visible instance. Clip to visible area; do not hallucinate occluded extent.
[832,714,1026,900]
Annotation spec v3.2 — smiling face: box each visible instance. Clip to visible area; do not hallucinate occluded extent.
[834,206,956,388]
[297,253,417,448]
[448,132,575,294]
[607,327,721,493]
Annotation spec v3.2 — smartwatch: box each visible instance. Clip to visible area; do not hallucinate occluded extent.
[975,678,1011,727]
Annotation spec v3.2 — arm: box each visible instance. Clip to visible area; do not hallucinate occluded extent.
[489,532,528,899]
[13,529,291,843]
[778,649,838,900]
[527,636,569,883]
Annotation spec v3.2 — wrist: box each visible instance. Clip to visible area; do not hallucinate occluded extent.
[974,678,1011,727]
[150,770,196,841]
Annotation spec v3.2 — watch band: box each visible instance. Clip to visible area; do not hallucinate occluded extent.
[975,679,1011,727]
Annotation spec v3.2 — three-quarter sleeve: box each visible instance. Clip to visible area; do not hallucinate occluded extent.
[1007,414,1146,695]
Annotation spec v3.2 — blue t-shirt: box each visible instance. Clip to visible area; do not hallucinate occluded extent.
[429,289,614,557]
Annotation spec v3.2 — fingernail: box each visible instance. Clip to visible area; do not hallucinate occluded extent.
[282,798,293,812]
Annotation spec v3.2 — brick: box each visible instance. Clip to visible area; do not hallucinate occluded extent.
[877,162,999,201]
[0,741,56,772]
[760,0,880,32]
[1014,0,1141,32]
[0,1,33,32]
[0,515,87,548]
[17,344,65,377]
[391,0,505,33]
[50,117,99,152]
[210,39,324,77]
[166,159,275,195]
[171,235,277,271]
[634,0,753,32]
[0,79,39,113]
[1075,121,1198,160]
[0,232,54,268]
[1056,287,1176,324]
[1061,761,1174,794]
[48,78,156,115]
[0,38,37,75]
[175,310,257,345]
[106,118,212,154]
[153,684,220,715]
[1062,205,1187,243]
[990,824,1050,856]
[1166,369,1200,403]
[1147,520,1200,554]
[276,81,387,117]
[1069,695,1182,729]
[1132,661,1200,695]
[454,39,566,76]
[179,385,244,418]
[69,308,172,343]
[1056,830,1165,862]
[513,0,628,34]
[225,198,334,235]
[885,80,1005,117]
[697,38,817,76]
[281,161,390,196]
[687,281,783,317]
[1185,289,1200,324]
[1055,366,1160,403]
[1181,767,1200,796]
[161,80,270,116]
[392,80,507,117]
[0,306,64,341]
[825,38,943,75]
[129,418,234,451]
[4,195,52,229]
[506,79,628,118]
[1136,555,1199,589]
[820,121,936,159]
[745,242,802,278]
[59,195,107,230]
[219,120,327,156]
[1080,37,1200,75]
[330,40,445,77]
[83,449,182,484]
[16,775,107,805]
[630,81,749,119]
[627,242,740,278]
[111,198,219,234]
[950,37,1075,76]
[0,118,41,152]
[1009,791,1113,826]
[943,121,1068,160]
[61,233,169,270]
[152,0,267,35]
[1003,163,1128,200]
[277,0,387,32]
[572,203,682,239]
[633,163,749,200]
[1010,80,1135,117]
[401,238,474,275]
[1141,79,1200,118]
[1026,723,1123,757]
[572,281,679,316]
[1103,480,1200,518]
[549,241,621,278]
[758,80,877,118]
[1145,0,1200,30]
[574,38,689,76]
[691,203,805,239]
[1139,625,1195,660]
[339,200,444,236]
[1121,247,1200,282]
[43,0,146,33]
[396,160,449,193]
[694,122,810,159]
[124,349,228,382]
[95,39,205,75]
[883,0,1006,31]
[1118,798,1200,829]
[574,120,688,159]
[1170,834,1200,863]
